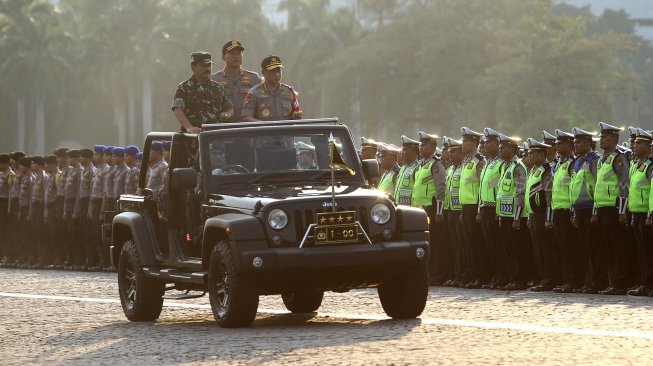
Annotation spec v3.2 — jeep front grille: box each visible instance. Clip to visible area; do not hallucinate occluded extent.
[293,207,370,246]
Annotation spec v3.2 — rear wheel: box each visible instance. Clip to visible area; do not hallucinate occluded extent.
[281,291,324,313]
[378,263,428,319]
[117,240,165,321]
[208,241,259,328]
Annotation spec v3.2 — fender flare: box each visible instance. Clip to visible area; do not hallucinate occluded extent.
[111,211,160,267]
[201,213,267,269]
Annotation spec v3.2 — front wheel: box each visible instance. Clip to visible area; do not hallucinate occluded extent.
[377,263,428,319]
[208,241,259,328]
[118,240,165,321]
[281,291,324,313]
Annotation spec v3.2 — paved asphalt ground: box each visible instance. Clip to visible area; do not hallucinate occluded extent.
[0,268,652,365]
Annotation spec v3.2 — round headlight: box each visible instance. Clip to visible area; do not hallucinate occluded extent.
[371,203,391,225]
[268,209,288,230]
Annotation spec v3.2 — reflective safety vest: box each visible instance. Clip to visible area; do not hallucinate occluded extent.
[496,158,527,218]
[479,157,503,207]
[594,151,620,208]
[460,155,482,205]
[628,159,652,213]
[551,158,574,210]
[393,160,419,206]
[526,164,548,215]
[412,158,438,207]
[569,152,600,209]
[377,166,399,196]
[445,164,462,211]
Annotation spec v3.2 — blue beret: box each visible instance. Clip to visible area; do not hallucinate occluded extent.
[94,145,106,153]
[151,141,163,151]
[125,145,140,156]
[136,152,143,160]
[103,146,114,155]
[162,141,171,151]
[112,147,125,156]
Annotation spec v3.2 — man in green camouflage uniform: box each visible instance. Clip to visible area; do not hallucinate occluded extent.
[172,52,234,133]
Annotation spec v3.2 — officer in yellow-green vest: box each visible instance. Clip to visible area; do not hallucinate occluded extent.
[594,122,632,295]
[477,128,507,289]
[443,137,466,287]
[569,127,605,294]
[459,127,487,288]
[413,131,447,285]
[550,129,583,293]
[525,138,559,292]
[627,128,653,297]
[496,133,529,291]
[393,136,420,206]
[376,143,401,196]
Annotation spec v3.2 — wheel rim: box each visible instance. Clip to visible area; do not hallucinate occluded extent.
[121,263,137,309]
[214,260,229,317]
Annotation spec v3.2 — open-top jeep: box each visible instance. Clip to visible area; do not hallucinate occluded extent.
[110,118,429,328]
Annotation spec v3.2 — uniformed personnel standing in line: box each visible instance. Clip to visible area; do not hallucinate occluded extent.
[459,127,487,288]
[594,122,631,295]
[124,146,140,195]
[75,148,96,268]
[412,132,447,284]
[542,130,558,165]
[0,154,15,263]
[7,151,25,265]
[551,129,583,293]
[393,136,421,206]
[146,141,168,216]
[376,144,401,196]
[17,156,34,266]
[27,156,47,267]
[53,148,69,265]
[525,139,559,291]
[211,40,263,122]
[112,147,129,203]
[628,128,653,296]
[477,128,507,289]
[443,138,465,287]
[88,145,106,267]
[242,55,303,122]
[495,134,529,291]
[102,146,116,215]
[172,52,234,133]
[360,138,379,160]
[62,149,81,268]
[43,155,59,266]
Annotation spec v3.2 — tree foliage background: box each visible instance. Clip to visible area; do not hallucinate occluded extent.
[0,0,651,153]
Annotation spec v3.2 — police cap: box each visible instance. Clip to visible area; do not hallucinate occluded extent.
[222,40,244,54]
[18,156,32,167]
[31,156,45,166]
[10,151,26,161]
[44,155,58,165]
[53,148,68,157]
[112,147,125,156]
[66,149,80,158]
[0,153,10,164]
[261,55,284,70]
[80,148,94,159]
[94,145,106,154]
[125,145,140,156]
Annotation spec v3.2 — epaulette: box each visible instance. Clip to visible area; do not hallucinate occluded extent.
[281,83,299,95]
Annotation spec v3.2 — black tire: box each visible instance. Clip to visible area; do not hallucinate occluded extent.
[281,291,324,313]
[377,263,428,319]
[208,241,259,328]
[117,240,165,321]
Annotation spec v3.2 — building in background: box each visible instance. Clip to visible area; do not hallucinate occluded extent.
[557,0,653,39]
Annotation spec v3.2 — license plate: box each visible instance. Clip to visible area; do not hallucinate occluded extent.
[315,211,358,244]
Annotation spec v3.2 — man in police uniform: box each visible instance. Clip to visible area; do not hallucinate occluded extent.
[28,156,48,267]
[102,146,116,214]
[211,40,263,122]
[543,130,558,164]
[360,137,379,160]
[17,156,34,266]
[0,153,15,263]
[477,128,506,289]
[412,131,446,284]
[147,141,168,216]
[628,129,653,296]
[393,136,420,206]
[459,127,487,288]
[43,155,59,267]
[377,144,401,196]
[496,134,529,291]
[592,122,631,295]
[551,130,583,293]
[7,151,25,265]
[74,148,95,268]
[62,149,81,267]
[243,56,303,122]
[172,52,234,133]
[124,146,140,194]
[525,139,559,291]
[443,137,465,287]
[296,142,318,170]
[569,127,605,294]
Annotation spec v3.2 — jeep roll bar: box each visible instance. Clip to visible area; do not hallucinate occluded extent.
[201,117,340,131]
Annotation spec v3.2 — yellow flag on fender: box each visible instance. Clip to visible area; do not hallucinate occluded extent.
[329,139,355,176]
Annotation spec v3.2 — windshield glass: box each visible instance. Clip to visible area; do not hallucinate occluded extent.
[201,129,360,188]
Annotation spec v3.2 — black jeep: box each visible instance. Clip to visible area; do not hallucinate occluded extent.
[110,118,429,328]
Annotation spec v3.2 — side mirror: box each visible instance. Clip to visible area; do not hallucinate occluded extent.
[171,168,197,189]
[361,159,380,180]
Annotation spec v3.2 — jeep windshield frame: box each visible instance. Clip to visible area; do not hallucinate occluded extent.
[197,124,365,195]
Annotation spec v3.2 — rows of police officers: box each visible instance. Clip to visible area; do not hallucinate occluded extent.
[365,123,653,296]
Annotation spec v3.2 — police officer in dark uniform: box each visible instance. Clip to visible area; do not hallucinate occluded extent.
[172,52,234,133]
[211,40,263,122]
[242,56,303,122]
[7,151,25,265]
[62,149,81,267]
[43,155,59,267]
[53,148,69,265]
[28,156,47,267]
[0,153,15,263]
[17,156,34,266]
[75,148,96,269]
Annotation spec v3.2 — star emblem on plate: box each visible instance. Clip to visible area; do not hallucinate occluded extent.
[337,215,344,222]
[320,218,327,224]
[346,215,353,222]
[329,217,336,223]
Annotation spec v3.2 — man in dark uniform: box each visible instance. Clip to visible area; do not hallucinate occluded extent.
[53,148,69,266]
[7,151,25,265]
[17,156,34,266]
[0,153,15,264]
[211,40,263,122]
[242,55,303,122]
[28,156,48,268]
[172,52,234,133]
[43,155,59,267]
[62,149,81,268]
[75,148,96,269]
[443,137,466,287]
[124,145,140,195]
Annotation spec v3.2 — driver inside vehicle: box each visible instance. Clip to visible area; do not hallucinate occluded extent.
[210,144,226,175]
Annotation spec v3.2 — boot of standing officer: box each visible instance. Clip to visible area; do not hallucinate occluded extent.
[627,129,653,296]
[413,131,446,285]
[594,122,631,295]
[478,128,507,289]
[551,130,583,293]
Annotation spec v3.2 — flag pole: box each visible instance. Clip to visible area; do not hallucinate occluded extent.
[329,134,336,213]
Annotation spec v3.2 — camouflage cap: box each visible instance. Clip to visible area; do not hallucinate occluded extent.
[191,51,213,65]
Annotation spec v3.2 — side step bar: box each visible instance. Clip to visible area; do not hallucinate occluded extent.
[143,267,206,285]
